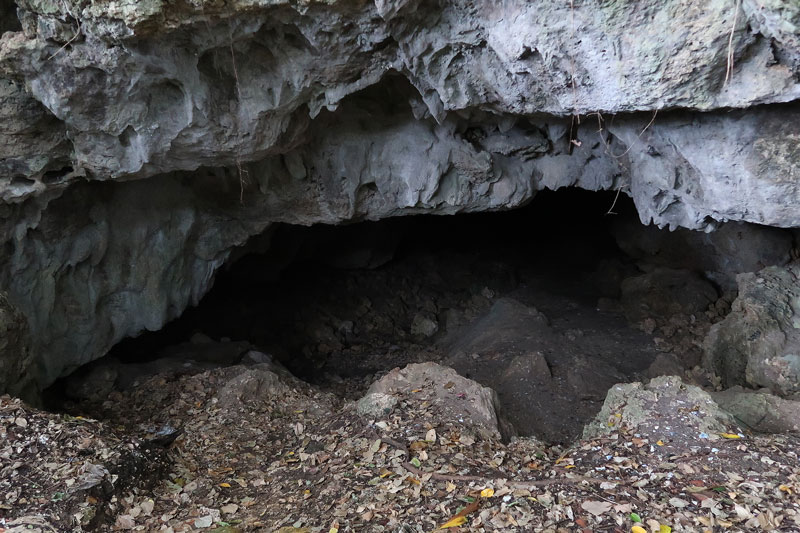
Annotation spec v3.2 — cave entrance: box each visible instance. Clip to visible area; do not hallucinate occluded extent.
[51,189,739,444]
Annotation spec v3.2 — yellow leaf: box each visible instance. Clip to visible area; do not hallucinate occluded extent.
[779,485,793,494]
[631,527,647,533]
[659,525,672,533]
[720,433,741,439]
[564,465,576,469]
[219,483,231,488]
[480,488,494,498]
[656,440,664,446]
[329,529,339,533]
[439,516,467,528]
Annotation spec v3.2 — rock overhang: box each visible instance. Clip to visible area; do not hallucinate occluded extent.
[0,0,800,396]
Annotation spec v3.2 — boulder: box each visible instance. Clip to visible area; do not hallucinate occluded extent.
[704,264,800,395]
[359,362,515,441]
[584,376,739,452]
[443,297,549,356]
[713,386,800,434]
[620,268,718,323]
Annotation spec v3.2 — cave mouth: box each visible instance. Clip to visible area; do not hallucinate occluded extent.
[48,188,739,444]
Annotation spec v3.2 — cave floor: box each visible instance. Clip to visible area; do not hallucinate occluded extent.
[3,366,799,532]
[62,242,709,444]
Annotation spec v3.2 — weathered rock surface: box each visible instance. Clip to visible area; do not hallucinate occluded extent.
[713,386,800,434]
[0,0,799,394]
[704,264,800,396]
[613,220,794,291]
[620,268,719,323]
[358,362,514,440]
[584,376,740,454]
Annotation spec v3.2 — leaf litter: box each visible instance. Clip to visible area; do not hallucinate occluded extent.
[0,360,799,532]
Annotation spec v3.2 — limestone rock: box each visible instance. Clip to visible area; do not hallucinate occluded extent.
[0,292,33,400]
[215,365,292,409]
[704,264,800,395]
[360,362,514,440]
[356,392,398,419]
[713,386,800,434]
[584,376,738,450]
[613,220,793,291]
[620,268,718,323]
[0,0,799,395]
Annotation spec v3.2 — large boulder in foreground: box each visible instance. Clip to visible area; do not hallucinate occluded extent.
[584,376,739,454]
[358,362,515,441]
[704,264,800,396]
[712,386,800,434]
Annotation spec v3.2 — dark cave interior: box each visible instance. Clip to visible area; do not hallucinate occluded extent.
[48,188,761,443]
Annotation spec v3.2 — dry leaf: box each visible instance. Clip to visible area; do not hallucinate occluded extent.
[438,516,467,528]
[581,500,612,516]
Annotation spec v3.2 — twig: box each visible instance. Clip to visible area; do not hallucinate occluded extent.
[46,1,82,61]
[605,185,626,216]
[567,0,580,153]
[724,0,741,86]
[228,25,248,204]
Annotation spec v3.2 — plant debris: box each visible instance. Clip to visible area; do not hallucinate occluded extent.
[2,360,799,532]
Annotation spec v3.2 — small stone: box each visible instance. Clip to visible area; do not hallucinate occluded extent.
[194,515,213,528]
[220,503,238,514]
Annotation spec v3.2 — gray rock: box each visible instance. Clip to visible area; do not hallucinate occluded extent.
[613,220,794,291]
[620,268,718,323]
[356,392,398,418]
[63,363,118,402]
[410,313,439,338]
[0,292,33,401]
[713,386,800,434]
[361,362,514,440]
[584,376,739,448]
[566,356,626,401]
[0,0,799,395]
[443,297,549,356]
[704,264,800,395]
[215,365,291,409]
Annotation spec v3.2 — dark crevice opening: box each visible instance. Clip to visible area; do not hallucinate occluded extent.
[46,188,773,443]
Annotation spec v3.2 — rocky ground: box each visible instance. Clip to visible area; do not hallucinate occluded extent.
[1,360,799,532]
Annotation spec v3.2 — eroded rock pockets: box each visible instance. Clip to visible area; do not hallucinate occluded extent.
[1,0,800,418]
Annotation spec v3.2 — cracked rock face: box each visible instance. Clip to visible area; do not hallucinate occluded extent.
[1,0,800,396]
[704,264,800,397]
